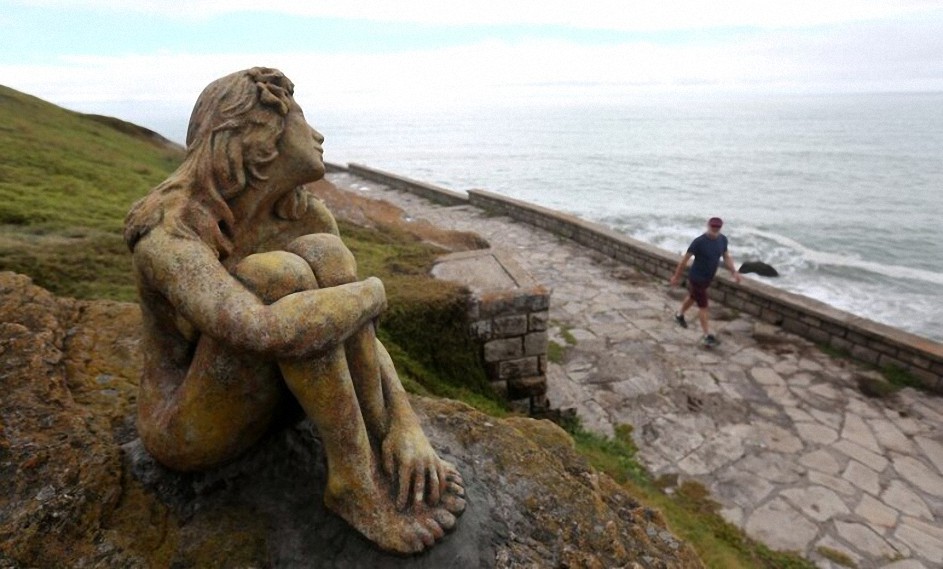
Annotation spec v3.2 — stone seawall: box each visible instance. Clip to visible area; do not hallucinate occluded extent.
[326,162,943,392]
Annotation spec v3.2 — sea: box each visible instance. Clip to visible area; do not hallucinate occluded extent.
[312,92,943,342]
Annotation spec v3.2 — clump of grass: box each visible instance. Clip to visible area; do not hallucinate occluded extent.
[881,364,923,390]
[558,324,578,345]
[547,340,565,364]
[856,374,898,399]
[816,546,857,568]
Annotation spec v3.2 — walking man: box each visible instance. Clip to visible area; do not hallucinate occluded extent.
[670,217,742,346]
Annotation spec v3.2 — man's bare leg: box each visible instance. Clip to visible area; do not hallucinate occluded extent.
[698,307,710,335]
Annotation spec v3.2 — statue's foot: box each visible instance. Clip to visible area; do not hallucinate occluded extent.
[436,460,466,518]
[324,470,461,555]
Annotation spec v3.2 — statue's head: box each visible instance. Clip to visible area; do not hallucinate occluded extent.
[125,67,324,254]
[185,67,321,199]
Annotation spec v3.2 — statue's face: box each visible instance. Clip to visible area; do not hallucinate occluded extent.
[275,99,326,187]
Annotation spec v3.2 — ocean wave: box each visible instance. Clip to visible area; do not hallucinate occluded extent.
[741,228,943,286]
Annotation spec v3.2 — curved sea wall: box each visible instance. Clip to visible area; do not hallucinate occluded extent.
[340,162,943,393]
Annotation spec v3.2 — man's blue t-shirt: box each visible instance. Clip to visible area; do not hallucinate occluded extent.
[687,233,728,282]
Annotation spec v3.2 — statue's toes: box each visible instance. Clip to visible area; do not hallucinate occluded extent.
[432,508,457,531]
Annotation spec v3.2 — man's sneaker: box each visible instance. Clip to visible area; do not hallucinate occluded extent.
[703,334,719,347]
[674,313,688,328]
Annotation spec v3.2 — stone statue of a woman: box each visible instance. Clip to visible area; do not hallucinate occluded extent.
[124,67,465,554]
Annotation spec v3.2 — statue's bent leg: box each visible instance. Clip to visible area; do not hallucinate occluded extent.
[285,234,387,438]
[139,251,316,472]
[282,235,463,553]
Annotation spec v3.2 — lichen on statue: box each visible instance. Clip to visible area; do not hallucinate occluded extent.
[123,67,466,554]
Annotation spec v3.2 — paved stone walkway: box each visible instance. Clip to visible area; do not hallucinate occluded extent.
[328,172,943,569]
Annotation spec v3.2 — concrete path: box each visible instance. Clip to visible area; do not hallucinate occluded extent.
[328,172,943,569]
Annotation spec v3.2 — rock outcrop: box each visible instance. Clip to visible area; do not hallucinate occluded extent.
[738,261,779,277]
[0,271,701,568]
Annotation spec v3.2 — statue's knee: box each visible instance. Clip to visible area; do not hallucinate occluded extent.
[233,251,318,304]
[286,234,357,287]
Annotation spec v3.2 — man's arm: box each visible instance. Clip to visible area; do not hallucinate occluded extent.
[670,252,693,287]
[723,251,742,284]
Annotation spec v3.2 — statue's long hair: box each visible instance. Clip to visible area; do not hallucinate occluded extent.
[124,67,295,258]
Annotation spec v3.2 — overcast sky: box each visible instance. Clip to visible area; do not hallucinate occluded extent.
[3,0,942,142]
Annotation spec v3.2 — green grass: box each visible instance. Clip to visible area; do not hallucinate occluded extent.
[0,84,184,301]
[816,546,857,568]
[547,340,565,364]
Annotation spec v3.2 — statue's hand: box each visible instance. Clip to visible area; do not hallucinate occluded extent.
[381,422,445,510]
[365,276,388,315]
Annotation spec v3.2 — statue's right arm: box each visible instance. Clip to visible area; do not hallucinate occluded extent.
[134,228,385,358]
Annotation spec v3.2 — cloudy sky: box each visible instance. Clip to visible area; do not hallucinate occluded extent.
[3,0,942,142]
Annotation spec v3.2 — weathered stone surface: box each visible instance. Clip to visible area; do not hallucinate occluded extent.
[745,498,818,553]
[528,310,549,331]
[808,472,857,497]
[523,331,548,356]
[781,486,850,522]
[834,439,889,472]
[895,517,943,565]
[484,337,523,362]
[842,413,882,453]
[880,560,929,569]
[881,481,933,520]
[796,422,839,445]
[870,418,917,454]
[842,460,880,496]
[891,454,943,497]
[855,494,898,528]
[834,521,897,559]
[492,314,528,336]
[0,272,702,568]
[913,436,943,474]
[800,449,842,475]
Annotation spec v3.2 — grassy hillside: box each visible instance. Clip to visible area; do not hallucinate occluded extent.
[0,84,184,299]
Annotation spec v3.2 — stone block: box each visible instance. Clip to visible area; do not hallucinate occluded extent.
[821,321,848,337]
[528,310,549,331]
[850,344,880,366]
[508,375,547,399]
[493,314,528,337]
[805,326,829,344]
[760,308,783,326]
[798,313,822,328]
[782,317,808,336]
[830,336,854,353]
[524,331,548,356]
[469,319,491,340]
[483,338,523,362]
[498,357,540,380]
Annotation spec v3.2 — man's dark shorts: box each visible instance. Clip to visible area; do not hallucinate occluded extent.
[688,278,712,308]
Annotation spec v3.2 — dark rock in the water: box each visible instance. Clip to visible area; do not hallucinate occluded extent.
[739,261,779,277]
[0,271,703,568]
